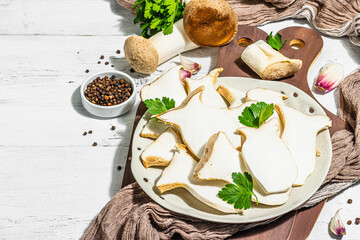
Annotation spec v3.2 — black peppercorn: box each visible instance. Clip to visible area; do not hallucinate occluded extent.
[84,76,133,106]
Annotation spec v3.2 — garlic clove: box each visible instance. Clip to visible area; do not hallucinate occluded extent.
[315,62,344,92]
[179,54,202,75]
[330,209,346,236]
[180,69,191,83]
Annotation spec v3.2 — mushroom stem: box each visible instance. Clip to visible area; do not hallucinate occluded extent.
[124,19,199,74]
[241,40,302,80]
[149,19,198,64]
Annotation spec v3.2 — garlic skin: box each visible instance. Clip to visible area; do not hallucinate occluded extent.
[180,69,191,83]
[315,62,344,92]
[179,54,202,75]
[330,209,346,236]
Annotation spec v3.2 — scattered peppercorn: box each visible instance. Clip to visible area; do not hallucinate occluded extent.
[130,68,135,73]
[92,142,97,146]
[347,220,352,225]
[111,65,114,67]
[111,126,116,131]
[116,50,120,54]
[77,51,79,54]
[68,81,74,83]
[347,199,353,204]
[100,55,104,59]
[85,69,89,73]
[88,130,93,134]
[355,218,360,225]
[105,61,109,65]
[137,147,141,151]
[83,132,87,136]
[84,75,133,106]
[97,61,101,64]
[117,166,122,171]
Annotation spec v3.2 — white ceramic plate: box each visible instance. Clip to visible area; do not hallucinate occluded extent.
[131,77,332,223]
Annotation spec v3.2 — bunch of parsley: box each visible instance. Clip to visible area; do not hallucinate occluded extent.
[132,0,185,38]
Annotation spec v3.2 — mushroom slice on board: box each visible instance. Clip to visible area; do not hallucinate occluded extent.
[140,65,187,106]
[140,118,168,139]
[275,104,332,186]
[246,88,288,105]
[241,40,302,80]
[183,0,238,47]
[141,128,180,168]
[157,144,243,214]
[124,19,199,74]
[183,68,227,108]
[217,85,246,108]
[237,119,298,194]
[194,131,291,205]
[157,86,241,159]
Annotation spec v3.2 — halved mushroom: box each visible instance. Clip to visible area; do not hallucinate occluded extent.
[141,127,180,168]
[183,0,238,46]
[183,68,227,108]
[194,131,292,205]
[245,88,288,105]
[237,119,298,194]
[156,143,243,213]
[275,104,332,186]
[156,86,241,158]
[140,65,187,106]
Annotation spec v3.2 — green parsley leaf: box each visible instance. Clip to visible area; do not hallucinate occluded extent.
[267,32,287,51]
[132,0,185,38]
[218,172,258,210]
[238,102,274,128]
[144,97,175,115]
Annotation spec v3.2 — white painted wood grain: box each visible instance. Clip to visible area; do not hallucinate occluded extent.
[0,0,359,239]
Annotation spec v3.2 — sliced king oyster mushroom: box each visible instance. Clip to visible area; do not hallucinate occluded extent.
[216,85,246,108]
[140,118,168,139]
[157,144,243,213]
[141,127,180,168]
[194,131,291,205]
[183,68,227,108]
[156,86,241,159]
[237,118,298,194]
[246,88,288,105]
[275,104,332,186]
[140,65,187,106]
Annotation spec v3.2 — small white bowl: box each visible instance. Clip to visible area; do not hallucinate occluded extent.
[80,71,137,118]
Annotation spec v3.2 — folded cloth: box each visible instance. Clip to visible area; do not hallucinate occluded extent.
[117,0,360,46]
[82,69,360,240]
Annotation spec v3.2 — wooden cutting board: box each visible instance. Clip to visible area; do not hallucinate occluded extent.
[122,25,347,239]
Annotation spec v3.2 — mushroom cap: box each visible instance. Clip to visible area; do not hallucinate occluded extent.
[123,35,159,74]
[183,0,238,47]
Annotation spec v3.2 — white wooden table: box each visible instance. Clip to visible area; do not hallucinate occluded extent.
[0,0,359,239]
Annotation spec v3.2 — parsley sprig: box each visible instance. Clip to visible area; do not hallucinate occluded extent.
[267,32,287,51]
[218,172,258,210]
[238,102,274,128]
[132,0,185,38]
[144,97,175,115]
